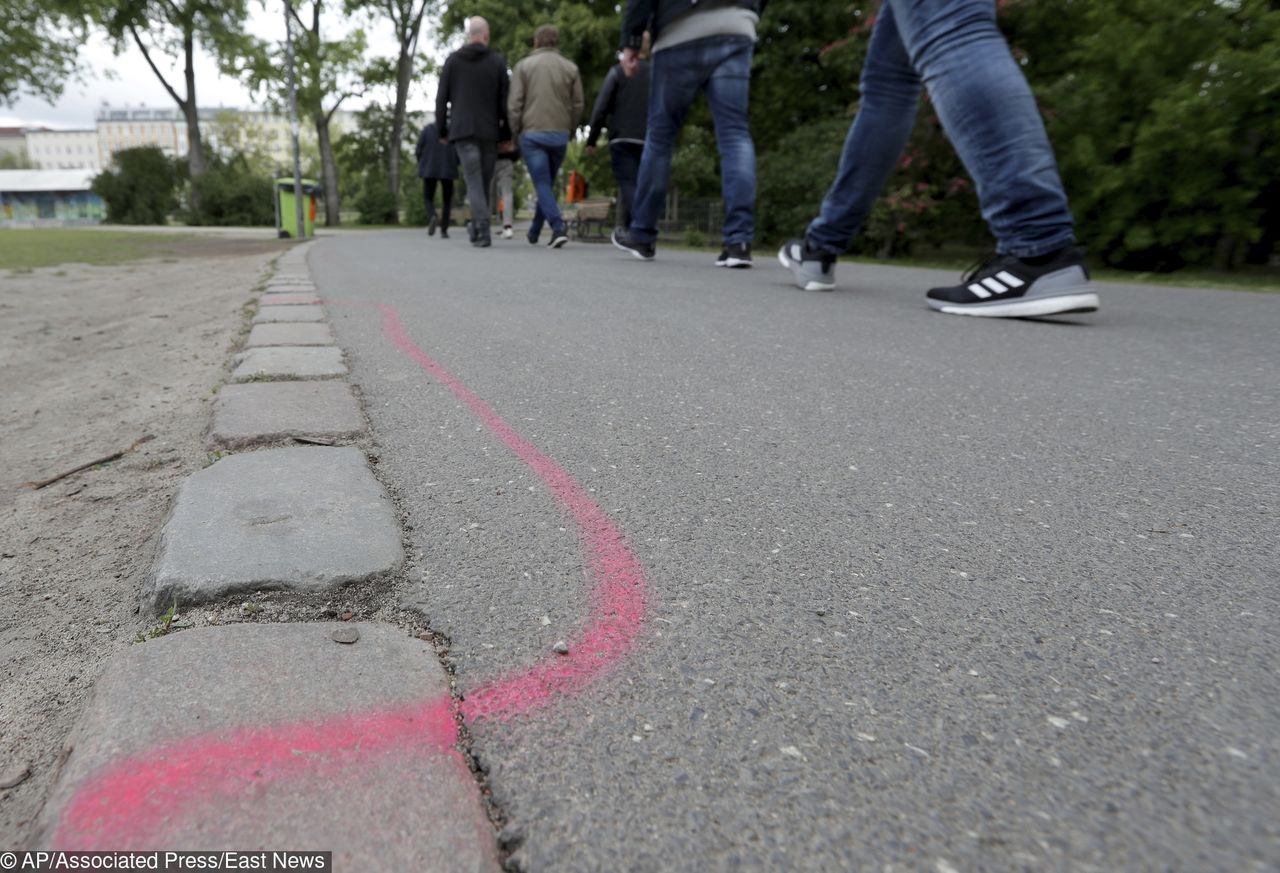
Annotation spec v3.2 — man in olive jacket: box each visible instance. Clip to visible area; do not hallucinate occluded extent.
[509,24,584,249]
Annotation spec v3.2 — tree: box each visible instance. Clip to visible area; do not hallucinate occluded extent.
[91,145,182,224]
[356,0,435,223]
[0,0,86,107]
[91,0,252,217]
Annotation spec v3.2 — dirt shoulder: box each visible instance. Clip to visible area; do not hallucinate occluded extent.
[0,249,279,841]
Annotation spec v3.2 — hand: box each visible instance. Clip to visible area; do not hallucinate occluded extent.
[498,140,514,154]
[621,47,639,78]
[439,137,448,145]
[585,145,597,157]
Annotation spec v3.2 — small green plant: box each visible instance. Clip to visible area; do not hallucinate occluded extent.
[242,601,262,616]
[683,227,708,249]
[134,601,179,643]
[203,450,225,467]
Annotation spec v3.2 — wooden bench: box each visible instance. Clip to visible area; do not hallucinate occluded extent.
[570,198,615,241]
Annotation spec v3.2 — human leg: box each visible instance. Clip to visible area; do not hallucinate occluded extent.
[889,0,1073,256]
[520,132,570,238]
[704,37,757,248]
[609,142,642,229]
[626,43,707,246]
[455,140,489,243]
[440,179,454,236]
[423,178,438,234]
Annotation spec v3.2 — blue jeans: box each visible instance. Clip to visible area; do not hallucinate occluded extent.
[806,0,1074,258]
[520,131,570,237]
[630,36,756,246]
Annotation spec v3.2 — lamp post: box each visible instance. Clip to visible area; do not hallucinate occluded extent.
[284,0,306,240]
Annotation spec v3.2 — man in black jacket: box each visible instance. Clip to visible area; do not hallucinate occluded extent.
[611,0,765,268]
[586,39,650,232]
[436,16,511,248]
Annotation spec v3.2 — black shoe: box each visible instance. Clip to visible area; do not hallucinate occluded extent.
[548,226,569,249]
[925,246,1099,317]
[715,242,752,268]
[611,228,655,261]
[778,238,836,291]
[427,213,438,236]
[527,229,540,245]
[473,221,492,248]
[440,226,450,239]
[465,219,477,244]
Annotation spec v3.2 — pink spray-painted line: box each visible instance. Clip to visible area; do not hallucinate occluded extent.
[55,699,459,848]
[52,302,648,846]
[376,303,648,722]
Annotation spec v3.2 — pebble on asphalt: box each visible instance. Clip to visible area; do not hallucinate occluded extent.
[331,627,360,645]
[553,640,569,655]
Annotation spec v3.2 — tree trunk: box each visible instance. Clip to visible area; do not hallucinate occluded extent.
[388,45,413,224]
[315,115,340,226]
[182,26,205,217]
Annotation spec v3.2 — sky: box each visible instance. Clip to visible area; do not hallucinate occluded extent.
[0,2,453,130]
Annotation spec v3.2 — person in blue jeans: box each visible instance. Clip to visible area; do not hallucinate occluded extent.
[612,0,765,269]
[778,0,1098,318]
[509,25,584,249]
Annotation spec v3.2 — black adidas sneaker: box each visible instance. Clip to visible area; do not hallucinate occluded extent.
[926,247,1098,318]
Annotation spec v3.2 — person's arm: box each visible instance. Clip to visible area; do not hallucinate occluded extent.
[571,65,585,132]
[505,60,523,141]
[620,0,653,50]
[435,61,451,141]
[415,126,428,162]
[586,66,619,149]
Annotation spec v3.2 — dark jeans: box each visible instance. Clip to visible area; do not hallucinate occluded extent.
[520,131,570,237]
[422,177,453,227]
[455,138,496,228]
[806,0,1074,257]
[630,35,756,246]
[609,141,643,229]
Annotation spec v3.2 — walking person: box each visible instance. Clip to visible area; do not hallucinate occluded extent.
[436,16,511,248]
[611,0,764,268]
[777,0,1098,317]
[508,24,584,249]
[491,141,519,239]
[415,119,458,238]
[586,36,650,232]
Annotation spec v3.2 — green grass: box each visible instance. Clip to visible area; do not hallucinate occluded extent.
[0,229,178,270]
[0,228,286,271]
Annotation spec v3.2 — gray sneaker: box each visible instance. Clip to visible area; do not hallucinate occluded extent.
[778,239,836,291]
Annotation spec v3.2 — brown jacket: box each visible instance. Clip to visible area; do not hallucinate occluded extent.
[508,48,584,139]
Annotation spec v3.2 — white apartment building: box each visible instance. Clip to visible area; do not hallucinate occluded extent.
[26,129,100,170]
[95,106,199,168]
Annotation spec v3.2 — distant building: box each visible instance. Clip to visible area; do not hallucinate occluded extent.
[0,127,29,165]
[26,129,100,171]
[0,169,104,226]
[95,106,199,168]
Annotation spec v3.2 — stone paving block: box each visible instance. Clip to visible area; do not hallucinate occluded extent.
[209,382,366,449]
[253,304,327,324]
[36,622,501,872]
[144,446,402,610]
[246,322,335,347]
[232,346,346,380]
[260,292,321,306]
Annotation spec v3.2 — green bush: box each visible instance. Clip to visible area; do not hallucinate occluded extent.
[91,146,181,225]
[188,153,275,227]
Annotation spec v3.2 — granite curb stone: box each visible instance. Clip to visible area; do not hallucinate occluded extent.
[260,292,322,306]
[35,622,501,872]
[232,346,346,380]
[253,305,327,324]
[246,322,335,347]
[144,446,402,610]
[208,381,366,449]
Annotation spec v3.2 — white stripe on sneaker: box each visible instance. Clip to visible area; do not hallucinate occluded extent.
[981,277,1007,294]
[995,270,1025,288]
[968,283,992,299]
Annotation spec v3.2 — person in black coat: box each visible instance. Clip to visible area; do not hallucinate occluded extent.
[415,120,459,238]
[586,41,650,231]
[435,16,512,248]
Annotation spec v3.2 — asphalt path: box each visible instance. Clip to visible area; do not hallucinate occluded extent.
[314,230,1278,872]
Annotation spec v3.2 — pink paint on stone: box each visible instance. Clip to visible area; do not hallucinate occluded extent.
[52,303,648,846]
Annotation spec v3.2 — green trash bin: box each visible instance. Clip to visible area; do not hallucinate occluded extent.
[274,178,320,239]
